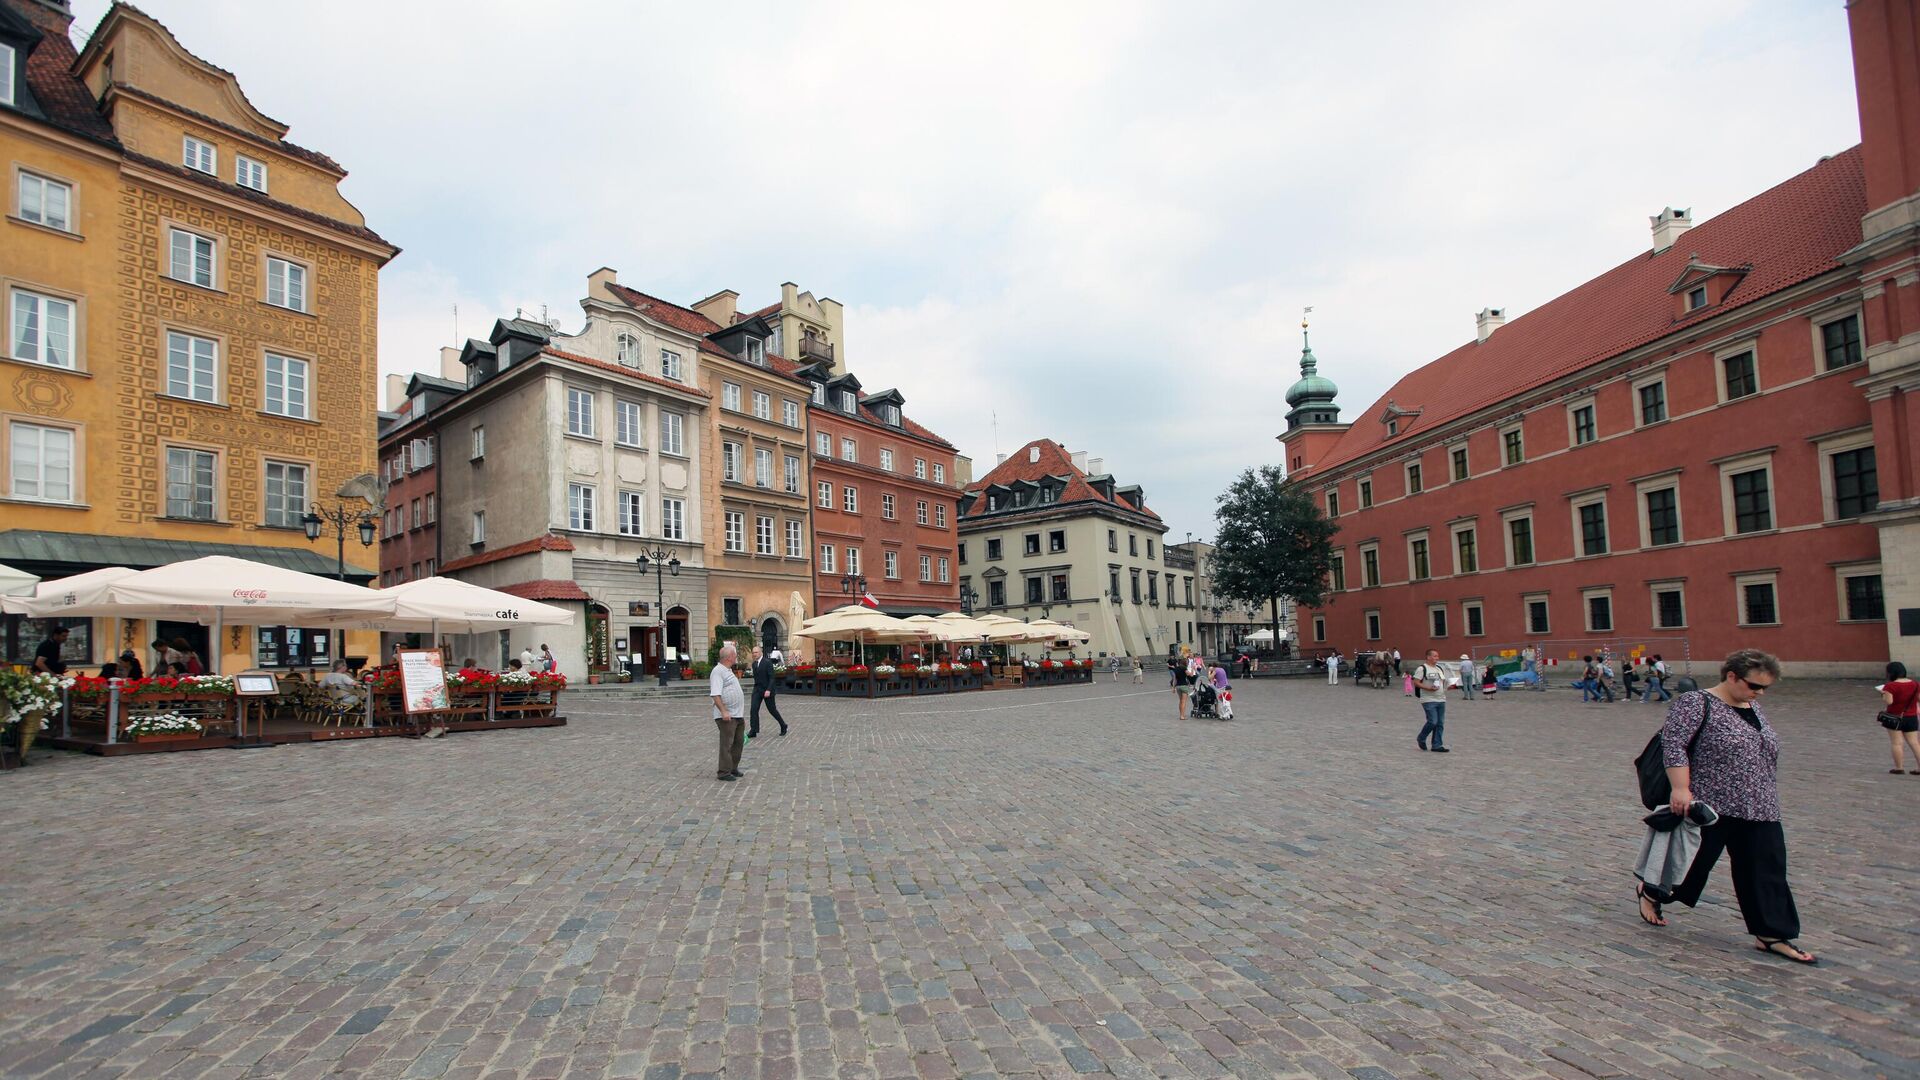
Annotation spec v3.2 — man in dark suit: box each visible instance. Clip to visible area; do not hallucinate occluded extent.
[749,645,788,738]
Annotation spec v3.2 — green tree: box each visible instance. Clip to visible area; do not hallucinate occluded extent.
[1211,465,1340,646]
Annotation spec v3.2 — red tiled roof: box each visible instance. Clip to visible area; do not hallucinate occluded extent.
[542,348,711,397]
[123,151,395,251]
[11,2,118,146]
[496,579,592,602]
[606,284,724,337]
[110,83,344,173]
[1311,147,1868,475]
[743,301,782,321]
[962,438,1162,522]
[439,533,575,574]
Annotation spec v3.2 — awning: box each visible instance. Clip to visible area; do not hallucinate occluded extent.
[878,605,961,619]
[0,530,375,584]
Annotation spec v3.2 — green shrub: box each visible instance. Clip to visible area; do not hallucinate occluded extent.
[692,660,714,678]
[707,624,756,665]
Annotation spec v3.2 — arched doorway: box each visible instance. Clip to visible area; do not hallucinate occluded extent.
[758,615,784,656]
[666,606,690,673]
[586,602,611,673]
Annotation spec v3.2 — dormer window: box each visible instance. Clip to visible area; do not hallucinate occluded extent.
[880,404,899,426]
[183,135,216,175]
[1041,486,1056,504]
[235,155,268,192]
[615,333,639,366]
[811,382,826,406]
[1,45,17,108]
[746,338,765,365]
[840,390,856,414]
[1686,287,1707,311]
[1387,419,1398,436]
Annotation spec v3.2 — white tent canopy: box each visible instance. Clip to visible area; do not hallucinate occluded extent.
[3,566,139,617]
[0,562,38,599]
[338,576,575,636]
[1245,628,1276,643]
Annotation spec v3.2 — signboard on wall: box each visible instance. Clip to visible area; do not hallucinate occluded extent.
[398,649,449,714]
[628,601,650,617]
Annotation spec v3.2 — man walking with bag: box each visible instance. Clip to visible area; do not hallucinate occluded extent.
[749,645,788,739]
[710,642,747,782]
[1414,648,1449,752]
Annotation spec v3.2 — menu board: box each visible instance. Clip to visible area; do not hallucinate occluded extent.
[397,649,449,714]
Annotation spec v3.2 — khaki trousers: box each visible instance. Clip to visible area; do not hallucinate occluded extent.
[714,715,745,776]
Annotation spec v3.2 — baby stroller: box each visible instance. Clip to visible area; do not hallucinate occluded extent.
[1192,680,1234,720]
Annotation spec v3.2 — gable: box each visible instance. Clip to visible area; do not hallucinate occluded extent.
[80,11,287,142]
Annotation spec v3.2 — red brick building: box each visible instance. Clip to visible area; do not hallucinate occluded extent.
[375,370,463,587]
[802,370,962,620]
[1287,0,1920,677]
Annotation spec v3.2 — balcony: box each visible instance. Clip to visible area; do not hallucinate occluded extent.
[799,335,835,364]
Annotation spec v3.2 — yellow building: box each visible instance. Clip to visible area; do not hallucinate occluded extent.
[0,0,396,672]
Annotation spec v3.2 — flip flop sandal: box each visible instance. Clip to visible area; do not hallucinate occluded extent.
[1756,939,1817,965]
[1636,885,1666,927]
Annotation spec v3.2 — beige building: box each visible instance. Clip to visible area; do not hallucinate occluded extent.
[1168,539,1292,657]
[958,439,1178,660]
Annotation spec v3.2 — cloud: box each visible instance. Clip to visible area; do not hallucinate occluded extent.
[70,0,1861,536]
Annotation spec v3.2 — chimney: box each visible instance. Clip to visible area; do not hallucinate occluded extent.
[1475,307,1506,343]
[1070,450,1089,473]
[1649,207,1692,254]
[384,373,406,412]
[996,453,1008,465]
[1028,446,1041,464]
[586,267,619,303]
[1087,457,1105,476]
[439,346,463,382]
[692,289,738,326]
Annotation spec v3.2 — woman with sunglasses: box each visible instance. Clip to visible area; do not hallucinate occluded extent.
[1637,649,1815,964]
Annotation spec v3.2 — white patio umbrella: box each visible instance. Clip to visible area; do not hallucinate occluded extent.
[337,576,576,637]
[3,566,139,616]
[932,612,993,639]
[985,620,1053,643]
[1245,628,1276,643]
[795,604,931,665]
[0,562,38,599]
[1025,619,1091,644]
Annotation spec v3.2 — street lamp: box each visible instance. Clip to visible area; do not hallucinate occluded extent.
[636,547,680,687]
[840,573,868,600]
[959,582,978,615]
[302,501,380,582]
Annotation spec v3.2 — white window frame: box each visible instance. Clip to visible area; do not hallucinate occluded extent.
[265,256,307,312]
[1566,395,1597,447]
[722,382,741,411]
[182,134,216,175]
[9,287,76,369]
[1835,561,1885,623]
[618,490,644,536]
[659,411,684,455]
[661,496,686,541]
[659,348,682,381]
[846,547,860,575]
[1714,338,1761,403]
[724,510,745,552]
[784,454,800,494]
[1406,530,1431,581]
[235,155,268,192]
[817,480,832,509]
[755,514,774,555]
[881,493,895,519]
[722,441,741,483]
[1632,372,1669,428]
[1523,592,1551,635]
[1502,506,1535,567]
[566,387,596,438]
[1462,600,1485,638]
[614,400,643,448]
[1451,523,1478,574]
[568,483,597,531]
[471,509,486,544]
[1358,542,1381,588]
[1649,579,1687,630]
[819,544,836,575]
[935,504,947,528]
[939,557,950,583]
[933,463,945,485]
[1581,587,1614,633]
[471,425,486,460]
[263,352,310,419]
[786,520,803,559]
[1717,451,1776,536]
[746,337,765,365]
[815,431,830,456]
[1814,428,1877,522]
[843,485,858,513]
[1634,472,1684,548]
[917,500,929,526]
[262,459,308,528]
[1813,306,1866,372]
[168,228,217,288]
[919,554,932,582]
[1326,488,1340,518]
[165,330,219,402]
[1329,552,1346,592]
[840,390,857,413]
[1569,490,1609,557]
[811,382,826,406]
[0,44,14,109]
[1500,422,1525,467]
[1448,443,1469,483]
[1404,458,1424,496]
[8,420,77,503]
[783,400,799,427]
[1357,476,1373,508]
[754,447,772,488]
[841,437,857,463]
[164,445,219,521]
[1735,570,1780,627]
[885,550,899,579]
[17,170,73,232]
[751,390,771,420]
[1365,610,1381,641]
[616,332,641,367]
[1428,603,1448,638]
[879,448,894,472]
[913,458,927,480]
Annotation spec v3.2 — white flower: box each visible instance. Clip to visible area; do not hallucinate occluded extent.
[123,711,205,736]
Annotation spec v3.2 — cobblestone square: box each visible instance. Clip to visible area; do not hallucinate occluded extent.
[3,676,1917,1079]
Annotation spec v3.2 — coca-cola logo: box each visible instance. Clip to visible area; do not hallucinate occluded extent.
[232,588,269,602]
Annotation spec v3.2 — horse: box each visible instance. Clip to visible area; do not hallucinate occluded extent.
[1366,653,1394,689]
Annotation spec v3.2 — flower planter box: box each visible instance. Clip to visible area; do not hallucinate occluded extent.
[820,675,868,698]
[951,670,983,691]
[871,675,911,698]
[781,674,817,694]
[133,731,200,744]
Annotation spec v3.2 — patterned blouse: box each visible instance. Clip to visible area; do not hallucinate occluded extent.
[1661,690,1780,821]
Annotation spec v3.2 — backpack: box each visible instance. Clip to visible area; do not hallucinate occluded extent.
[1634,692,1710,811]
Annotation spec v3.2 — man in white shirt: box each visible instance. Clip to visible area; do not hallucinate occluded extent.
[1414,649,1449,753]
[1327,650,1342,686]
[520,646,536,671]
[710,642,747,782]
[318,660,360,706]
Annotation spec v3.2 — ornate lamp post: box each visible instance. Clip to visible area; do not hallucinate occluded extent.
[959,582,978,615]
[635,547,680,687]
[302,502,379,582]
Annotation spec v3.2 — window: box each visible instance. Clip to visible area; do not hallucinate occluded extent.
[1502,426,1525,465]
[1454,527,1477,573]
[843,485,858,513]
[786,520,803,558]
[1130,569,1142,603]
[182,135,216,174]
[1041,571,1063,601]
[1329,553,1346,591]
[1571,403,1596,445]
[165,447,217,520]
[1643,487,1680,546]
[722,598,743,626]
[755,448,772,488]
[1450,446,1469,482]
[0,43,10,107]
[1653,586,1685,629]
[616,332,640,367]
[1313,616,1326,643]
[1585,590,1613,632]
[879,404,900,425]
[933,463,946,485]
[1108,529,1118,552]
[784,454,800,494]
[568,483,596,531]
[920,555,932,582]
[1738,575,1778,626]
[17,172,72,231]
[783,400,799,427]
[1637,379,1667,425]
[411,499,422,529]
[1508,515,1534,566]
[913,458,927,479]
[1409,537,1429,580]
[1041,529,1063,554]
[660,412,684,455]
[881,493,895,519]
[614,400,642,447]
[263,353,309,418]
[168,228,216,288]
[957,542,966,565]
[1406,462,1423,495]
[1430,606,1448,638]
[840,390,857,414]
[1722,350,1757,400]
[471,510,486,544]
[254,626,333,669]
[9,289,74,368]
[935,504,947,528]
[811,382,826,406]
[1821,314,1863,370]
[1365,612,1381,641]
[567,388,595,437]
[815,431,830,456]
[724,511,745,552]
[9,422,74,502]
[1464,602,1484,637]
[618,490,644,536]
[846,547,860,575]
[1026,577,1043,604]
[1358,478,1373,508]
[1730,468,1772,533]
[263,257,307,312]
[722,441,741,482]
[1526,595,1550,634]
[659,349,682,380]
[1108,570,1120,601]
[661,497,686,540]
[1844,573,1885,622]
[1577,500,1608,556]
[879,449,894,471]
[165,331,217,402]
[235,155,267,192]
[1129,534,1138,556]
[1361,546,1380,588]
[990,579,1007,607]
[752,391,771,420]
[723,382,741,411]
[817,480,832,508]
[1833,447,1878,519]
[1686,286,1707,311]
[918,500,930,526]
[841,438,856,463]
[1326,490,1340,517]
[1024,533,1040,556]
[425,494,436,524]
[986,538,1003,560]
[746,338,765,365]
[819,544,836,574]
[471,425,486,459]
[885,551,899,578]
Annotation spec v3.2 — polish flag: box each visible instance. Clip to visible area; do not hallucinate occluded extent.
[861,591,881,609]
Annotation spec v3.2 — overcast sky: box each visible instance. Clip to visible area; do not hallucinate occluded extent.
[71,1,1861,540]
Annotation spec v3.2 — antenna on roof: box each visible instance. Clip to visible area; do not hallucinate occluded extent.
[992,411,1000,460]
[453,303,459,345]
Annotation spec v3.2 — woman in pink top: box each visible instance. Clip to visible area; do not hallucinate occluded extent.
[1880,661,1920,774]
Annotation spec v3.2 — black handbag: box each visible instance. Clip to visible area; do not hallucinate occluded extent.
[1635,692,1710,811]
[1879,711,1903,730]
